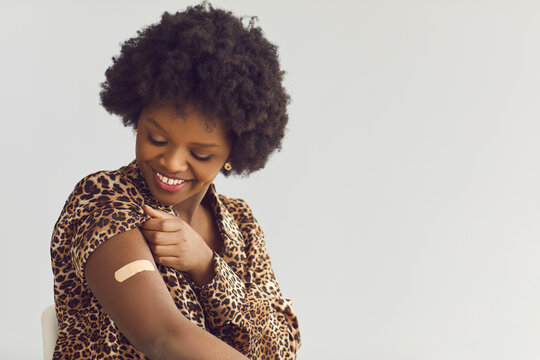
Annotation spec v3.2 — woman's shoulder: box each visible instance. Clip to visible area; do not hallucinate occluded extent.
[60,161,145,218]
[213,190,258,226]
[72,163,136,196]
[214,189,247,210]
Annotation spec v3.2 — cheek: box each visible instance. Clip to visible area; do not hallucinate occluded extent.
[191,161,223,182]
[136,139,159,161]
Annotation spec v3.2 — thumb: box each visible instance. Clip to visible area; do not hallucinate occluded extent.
[143,204,176,219]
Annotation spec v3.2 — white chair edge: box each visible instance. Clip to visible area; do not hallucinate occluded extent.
[41,304,58,360]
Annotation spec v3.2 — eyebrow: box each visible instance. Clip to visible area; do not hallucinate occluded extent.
[191,142,219,148]
[146,117,220,148]
[147,118,166,132]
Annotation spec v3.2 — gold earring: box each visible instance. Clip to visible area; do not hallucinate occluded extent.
[223,161,232,171]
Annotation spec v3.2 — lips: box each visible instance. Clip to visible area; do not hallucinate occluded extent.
[153,170,190,192]
[156,171,186,185]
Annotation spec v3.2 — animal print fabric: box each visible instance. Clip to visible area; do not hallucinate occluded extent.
[50,160,301,359]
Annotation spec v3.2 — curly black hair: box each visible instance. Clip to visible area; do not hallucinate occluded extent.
[100,2,290,176]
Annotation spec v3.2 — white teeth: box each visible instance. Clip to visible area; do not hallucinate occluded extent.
[156,172,185,186]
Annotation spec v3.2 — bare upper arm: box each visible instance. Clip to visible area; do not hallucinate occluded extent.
[85,226,249,360]
[84,227,181,353]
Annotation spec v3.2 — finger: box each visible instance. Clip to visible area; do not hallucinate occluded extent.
[140,218,183,232]
[139,218,164,231]
[149,244,179,257]
[143,231,179,245]
[144,204,177,219]
[153,256,180,268]
[140,228,157,244]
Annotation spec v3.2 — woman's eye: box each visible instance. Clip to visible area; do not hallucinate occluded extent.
[147,134,167,146]
[191,151,212,161]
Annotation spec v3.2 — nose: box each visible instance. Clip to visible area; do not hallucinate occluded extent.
[159,148,189,174]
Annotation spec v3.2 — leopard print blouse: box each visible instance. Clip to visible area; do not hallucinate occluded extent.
[50,160,301,359]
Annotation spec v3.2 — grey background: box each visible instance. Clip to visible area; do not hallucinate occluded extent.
[1,0,539,359]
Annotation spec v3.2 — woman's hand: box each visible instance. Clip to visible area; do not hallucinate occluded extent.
[140,205,215,286]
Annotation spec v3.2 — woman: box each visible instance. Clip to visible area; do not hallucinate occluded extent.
[50,3,301,359]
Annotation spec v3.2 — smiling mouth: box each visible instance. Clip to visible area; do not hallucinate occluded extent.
[153,170,191,192]
[156,171,186,185]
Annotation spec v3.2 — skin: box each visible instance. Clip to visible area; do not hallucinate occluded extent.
[85,103,248,359]
[136,102,232,285]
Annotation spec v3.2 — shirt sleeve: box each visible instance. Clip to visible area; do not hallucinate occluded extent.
[193,201,301,359]
[68,172,149,282]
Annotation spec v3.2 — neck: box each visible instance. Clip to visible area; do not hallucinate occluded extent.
[172,185,210,225]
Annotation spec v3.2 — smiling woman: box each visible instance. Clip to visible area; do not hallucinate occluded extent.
[49,3,300,360]
[135,103,232,213]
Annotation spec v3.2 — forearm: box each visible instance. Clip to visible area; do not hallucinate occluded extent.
[146,320,248,360]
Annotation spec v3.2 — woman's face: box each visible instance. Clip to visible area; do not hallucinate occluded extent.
[135,102,232,208]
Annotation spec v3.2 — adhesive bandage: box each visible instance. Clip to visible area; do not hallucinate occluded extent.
[114,260,155,283]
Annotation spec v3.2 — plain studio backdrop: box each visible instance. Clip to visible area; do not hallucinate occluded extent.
[1,0,539,359]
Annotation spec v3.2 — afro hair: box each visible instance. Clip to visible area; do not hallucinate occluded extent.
[100,2,290,176]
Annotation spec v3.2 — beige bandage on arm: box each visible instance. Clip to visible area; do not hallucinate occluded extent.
[114,260,155,283]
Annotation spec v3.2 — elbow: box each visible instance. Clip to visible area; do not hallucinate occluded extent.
[134,331,174,360]
[122,323,177,360]
[130,319,199,360]
[139,335,168,360]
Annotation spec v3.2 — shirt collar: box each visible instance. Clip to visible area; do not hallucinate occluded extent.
[205,184,245,250]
